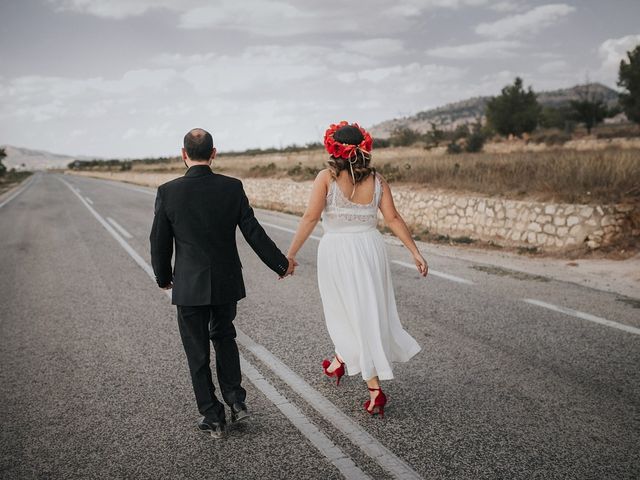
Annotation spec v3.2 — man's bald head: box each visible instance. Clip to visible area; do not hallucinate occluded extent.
[183,128,214,161]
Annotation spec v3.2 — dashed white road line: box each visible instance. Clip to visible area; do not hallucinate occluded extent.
[523,298,640,336]
[84,196,94,205]
[107,217,133,239]
[260,221,474,286]
[392,260,474,285]
[58,176,418,480]
[0,174,36,209]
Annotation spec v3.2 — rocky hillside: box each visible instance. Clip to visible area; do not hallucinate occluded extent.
[370,83,619,138]
[0,145,82,170]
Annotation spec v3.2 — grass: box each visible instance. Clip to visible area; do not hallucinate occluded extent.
[0,171,32,196]
[69,143,640,204]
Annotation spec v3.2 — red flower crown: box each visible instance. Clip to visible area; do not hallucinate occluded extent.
[323,121,373,159]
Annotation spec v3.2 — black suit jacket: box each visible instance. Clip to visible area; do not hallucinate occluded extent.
[150,165,289,306]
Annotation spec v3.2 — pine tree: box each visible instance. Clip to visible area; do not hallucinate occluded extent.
[485,77,541,137]
[618,45,640,124]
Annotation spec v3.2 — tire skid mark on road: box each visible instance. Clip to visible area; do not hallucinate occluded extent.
[0,173,37,209]
[523,298,640,336]
[58,175,421,480]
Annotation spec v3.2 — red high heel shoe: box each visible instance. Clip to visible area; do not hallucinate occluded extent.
[364,387,387,418]
[322,358,345,386]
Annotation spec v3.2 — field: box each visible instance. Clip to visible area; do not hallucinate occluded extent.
[110,144,640,205]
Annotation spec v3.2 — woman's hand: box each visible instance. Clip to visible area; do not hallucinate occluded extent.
[413,253,428,277]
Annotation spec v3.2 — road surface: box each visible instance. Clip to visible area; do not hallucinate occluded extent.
[1,172,638,479]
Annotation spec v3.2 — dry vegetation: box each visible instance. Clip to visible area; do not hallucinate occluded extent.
[75,144,640,205]
[0,171,32,196]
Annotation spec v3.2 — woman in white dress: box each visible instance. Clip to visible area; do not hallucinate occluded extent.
[286,121,428,418]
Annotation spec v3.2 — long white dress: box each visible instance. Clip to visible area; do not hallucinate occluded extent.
[317,175,421,381]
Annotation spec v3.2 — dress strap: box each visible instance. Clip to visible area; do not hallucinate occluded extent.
[374,174,382,205]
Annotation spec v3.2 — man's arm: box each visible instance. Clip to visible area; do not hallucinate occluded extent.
[237,184,291,277]
[150,187,174,288]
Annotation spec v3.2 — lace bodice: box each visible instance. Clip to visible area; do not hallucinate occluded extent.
[321,175,382,233]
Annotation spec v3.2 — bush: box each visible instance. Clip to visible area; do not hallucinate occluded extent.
[446,141,463,154]
[372,137,390,149]
[287,162,321,180]
[389,127,421,147]
[530,129,572,145]
[376,163,401,182]
[247,162,277,177]
[465,131,485,152]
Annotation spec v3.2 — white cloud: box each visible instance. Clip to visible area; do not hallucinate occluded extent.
[598,34,640,77]
[46,0,198,19]
[345,39,405,57]
[427,40,522,59]
[538,59,567,74]
[489,1,522,12]
[151,52,216,67]
[475,3,575,39]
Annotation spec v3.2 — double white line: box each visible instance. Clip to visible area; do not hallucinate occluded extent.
[59,176,424,480]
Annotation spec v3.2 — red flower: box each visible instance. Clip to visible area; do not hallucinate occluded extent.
[323,121,375,158]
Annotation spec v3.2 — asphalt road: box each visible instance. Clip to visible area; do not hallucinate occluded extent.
[1,172,638,480]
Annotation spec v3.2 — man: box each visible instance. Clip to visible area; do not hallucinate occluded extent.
[150,128,295,439]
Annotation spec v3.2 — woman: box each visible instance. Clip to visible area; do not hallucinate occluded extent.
[286,121,428,418]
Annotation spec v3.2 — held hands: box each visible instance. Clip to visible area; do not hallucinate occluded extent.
[279,256,299,279]
[414,253,428,277]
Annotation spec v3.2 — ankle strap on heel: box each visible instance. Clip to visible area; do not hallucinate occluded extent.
[368,387,381,391]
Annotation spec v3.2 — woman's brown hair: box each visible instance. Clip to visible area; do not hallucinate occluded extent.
[327,125,375,183]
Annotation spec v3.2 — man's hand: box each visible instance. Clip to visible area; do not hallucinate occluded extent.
[161,282,173,290]
[280,257,299,279]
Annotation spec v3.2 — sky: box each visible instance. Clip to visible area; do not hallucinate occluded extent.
[0,0,639,158]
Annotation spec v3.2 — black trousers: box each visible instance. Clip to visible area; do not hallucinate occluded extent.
[176,302,246,422]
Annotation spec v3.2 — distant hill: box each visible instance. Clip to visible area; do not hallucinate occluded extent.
[0,145,85,171]
[369,83,620,138]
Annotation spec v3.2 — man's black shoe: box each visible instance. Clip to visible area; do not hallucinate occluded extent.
[197,417,225,439]
[230,402,251,423]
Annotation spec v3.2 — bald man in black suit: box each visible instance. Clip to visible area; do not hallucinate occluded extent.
[150,128,295,438]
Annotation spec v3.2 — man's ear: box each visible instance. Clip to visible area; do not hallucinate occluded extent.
[210,148,217,162]
[181,148,188,161]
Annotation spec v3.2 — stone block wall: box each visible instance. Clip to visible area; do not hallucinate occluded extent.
[69,171,636,250]
[241,179,635,250]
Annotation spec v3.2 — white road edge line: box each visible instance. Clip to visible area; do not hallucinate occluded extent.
[0,174,36,209]
[260,220,472,287]
[68,174,156,196]
[84,196,94,205]
[106,217,133,239]
[392,260,473,285]
[58,176,379,480]
[523,298,640,336]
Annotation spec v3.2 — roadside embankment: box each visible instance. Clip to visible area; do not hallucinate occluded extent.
[67,170,638,254]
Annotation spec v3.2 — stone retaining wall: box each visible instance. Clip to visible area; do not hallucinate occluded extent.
[69,171,637,250]
[242,179,634,250]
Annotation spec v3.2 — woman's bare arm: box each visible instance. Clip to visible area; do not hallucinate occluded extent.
[286,169,331,260]
[378,175,428,276]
